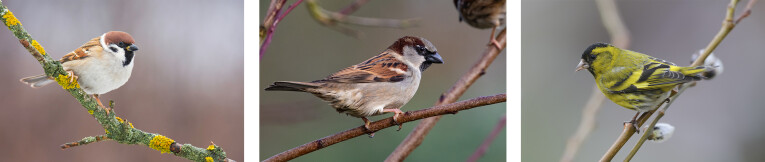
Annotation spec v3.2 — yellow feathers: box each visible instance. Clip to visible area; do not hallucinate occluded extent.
[577,43,711,113]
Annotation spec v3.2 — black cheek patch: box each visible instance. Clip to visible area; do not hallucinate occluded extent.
[123,51,134,66]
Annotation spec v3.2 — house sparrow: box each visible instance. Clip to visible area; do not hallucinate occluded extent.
[20,31,139,109]
[265,36,443,134]
[454,0,505,49]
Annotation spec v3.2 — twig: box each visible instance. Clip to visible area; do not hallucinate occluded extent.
[599,0,756,161]
[0,2,233,162]
[264,94,507,162]
[466,114,506,162]
[260,0,304,57]
[306,0,419,38]
[60,135,110,150]
[622,1,756,160]
[386,29,506,161]
[560,0,630,161]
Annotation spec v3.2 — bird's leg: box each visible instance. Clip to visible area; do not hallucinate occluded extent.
[625,112,641,133]
[383,109,405,131]
[93,94,111,115]
[66,70,78,83]
[487,26,502,49]
[361,117,374,138]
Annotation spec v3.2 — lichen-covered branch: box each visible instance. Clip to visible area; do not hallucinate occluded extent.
[264,94,507,162]
[0,2,232,162]
[386,29,507,161]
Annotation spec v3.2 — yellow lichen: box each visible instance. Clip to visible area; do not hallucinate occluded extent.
[149,135,175,154]
[128,122,134,128]
[104,129,109,134]
[205,157,214,162]
[207,144,215,150]
[88,110,94,115]
[54,74,80,89]
[115,117,124,123]
[2,10,21,26]
[31,40,46,55]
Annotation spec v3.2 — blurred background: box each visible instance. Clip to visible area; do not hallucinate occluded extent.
[260,0,506,161]
[523,0,765,161]
[0,0,242,161]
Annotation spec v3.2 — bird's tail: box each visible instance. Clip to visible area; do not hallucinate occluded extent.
[20,74,55,88]
[680,66,714,80]
[264,81,320,92]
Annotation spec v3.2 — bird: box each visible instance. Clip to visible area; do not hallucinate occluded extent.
[453,0,506,49]
[20,31,139,110]
[576,43,710,131]
[264,36,443,134]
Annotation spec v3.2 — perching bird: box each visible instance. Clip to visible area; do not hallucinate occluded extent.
[454,0,506,49]
[265,36,443,134]
[576,43,710,130]
[21,31,138,109]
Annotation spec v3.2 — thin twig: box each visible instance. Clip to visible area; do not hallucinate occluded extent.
[386,29,506,161]
[60,135,111,150]
[466,114,506,162]
[306,0,418,38]
[0,2,232,161]
[623,2,756,160]
[264,94,507,162]
[560,0,630,161]
[338,0,370,15]
[260,0,304,57]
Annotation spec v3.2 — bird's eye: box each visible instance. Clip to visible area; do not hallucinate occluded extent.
[415,45,426,54]
[109,47,118,52]
[589,54,597,59]
[118,42,125,47]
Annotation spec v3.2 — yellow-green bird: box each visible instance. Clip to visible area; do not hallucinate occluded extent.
[576,43,711,126]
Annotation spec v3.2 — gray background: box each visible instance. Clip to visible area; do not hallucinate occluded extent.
[523,0,765,161]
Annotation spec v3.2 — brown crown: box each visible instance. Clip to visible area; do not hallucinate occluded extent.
[387,36,424,55]
[103,31,135,45]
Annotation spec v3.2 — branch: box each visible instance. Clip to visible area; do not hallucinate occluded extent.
[305,0,419,38]
[0,2,233,162]
[560,0,631,161]
[264,94,507,162]
[599,0,756,161]
[386,29,506,161]
[260,0,304,57]
[466,114,506,162]
[621,1,756,160]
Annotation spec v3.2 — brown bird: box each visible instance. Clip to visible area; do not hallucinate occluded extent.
[265,36,443,134]
[21,31,139,109]
[454,0,506,49]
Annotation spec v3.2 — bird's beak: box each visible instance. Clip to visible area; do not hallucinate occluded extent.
[426,53,444,64]
[575,59,589,72]
[126,44,139,52]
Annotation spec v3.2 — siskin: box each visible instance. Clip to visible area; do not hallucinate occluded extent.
[576,43,711,127]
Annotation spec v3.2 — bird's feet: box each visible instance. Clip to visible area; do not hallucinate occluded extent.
[361,117,375,138]
[66,70,78,83]
[92,94,111,115]
[383,109,405,131]
[487,26,502,49]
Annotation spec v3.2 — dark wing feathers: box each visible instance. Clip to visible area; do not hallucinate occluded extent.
[313,51,408,83]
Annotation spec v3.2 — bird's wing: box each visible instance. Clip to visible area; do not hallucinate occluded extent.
[60,37,102,63]
[314,51,409,83]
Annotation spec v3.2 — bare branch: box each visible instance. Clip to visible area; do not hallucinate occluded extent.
[260,0,304,56]
[386,29,506,161]
[560,0,631,161]
[467,114,506,162]
[264,94,507,162]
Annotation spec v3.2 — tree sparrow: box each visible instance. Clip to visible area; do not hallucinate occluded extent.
[265,36,443,133]
[454,0,506,49]
[20,31,139,108]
